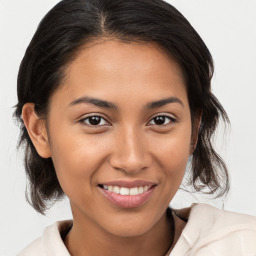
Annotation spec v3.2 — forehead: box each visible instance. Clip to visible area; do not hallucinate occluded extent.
[52,39,188,108]
[66,39,184,82]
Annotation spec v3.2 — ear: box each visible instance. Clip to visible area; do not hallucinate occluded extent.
[22,103,51,158]
[190,110,202,154]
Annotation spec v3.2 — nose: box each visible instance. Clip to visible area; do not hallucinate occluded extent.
[109,126,152,174]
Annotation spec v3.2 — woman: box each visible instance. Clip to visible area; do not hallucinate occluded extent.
[15,0,256,255]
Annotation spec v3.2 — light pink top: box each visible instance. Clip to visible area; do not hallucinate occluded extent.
[18,204,256,256]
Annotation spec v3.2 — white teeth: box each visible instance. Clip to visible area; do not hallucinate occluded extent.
[113,186,120,194]
[101,185,151,195]
[130,187,139,195]
[119,187,130,195]
[138,186,144,194]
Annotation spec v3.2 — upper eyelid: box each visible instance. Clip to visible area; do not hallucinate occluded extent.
[149,113,177,120]
[79,113,109,120]
[79,113,177,121]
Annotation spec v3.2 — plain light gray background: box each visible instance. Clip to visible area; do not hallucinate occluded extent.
[1,0,256,255]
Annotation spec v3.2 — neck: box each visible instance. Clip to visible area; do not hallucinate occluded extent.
[64,208,174,256]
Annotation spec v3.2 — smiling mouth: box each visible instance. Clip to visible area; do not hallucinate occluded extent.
[98,183,157,208]
[98,184,153,196]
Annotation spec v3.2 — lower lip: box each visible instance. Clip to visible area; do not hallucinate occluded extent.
[99,186,156,208]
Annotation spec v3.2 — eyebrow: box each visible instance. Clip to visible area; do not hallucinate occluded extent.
[69,96,118,110]
[68,96,184,110]
[146,97,184,109]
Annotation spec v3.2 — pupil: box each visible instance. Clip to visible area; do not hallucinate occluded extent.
[89,116,101,125]
[154,116,165,125]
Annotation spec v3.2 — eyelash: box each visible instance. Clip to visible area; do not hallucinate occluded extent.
[78,114,176,127]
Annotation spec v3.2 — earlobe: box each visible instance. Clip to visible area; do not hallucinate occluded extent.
[22,103,51,158]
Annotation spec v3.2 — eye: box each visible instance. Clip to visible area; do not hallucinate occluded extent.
[79,116,109,126]
[148,115,176,126]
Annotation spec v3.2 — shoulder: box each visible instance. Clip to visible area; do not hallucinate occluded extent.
[17,220,72,256]
[188,203,256,233]
[171,204,256,255]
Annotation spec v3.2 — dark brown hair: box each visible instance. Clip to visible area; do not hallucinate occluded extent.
[14,0,229,214]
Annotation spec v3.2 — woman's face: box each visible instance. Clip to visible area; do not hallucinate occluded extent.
[45,39,194,237]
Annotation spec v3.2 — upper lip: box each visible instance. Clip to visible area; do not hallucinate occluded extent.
[98,180,157,188]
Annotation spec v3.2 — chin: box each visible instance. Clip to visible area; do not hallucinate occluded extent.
[99,211,159,238]
[106,223,152,238]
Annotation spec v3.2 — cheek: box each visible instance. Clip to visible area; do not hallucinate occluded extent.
[153,127,191,166]
[159,144,190,201]
[150,125,191,188]
[49,127,110,196]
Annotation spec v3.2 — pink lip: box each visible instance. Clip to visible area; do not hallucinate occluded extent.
[98,180,157,209]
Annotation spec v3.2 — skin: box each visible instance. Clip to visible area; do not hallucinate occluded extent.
[22,39,199,256]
